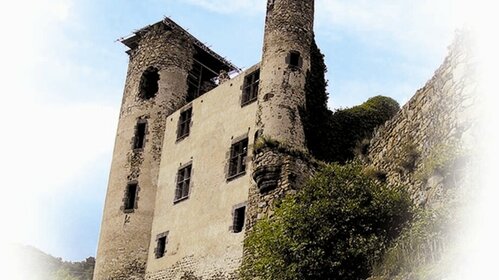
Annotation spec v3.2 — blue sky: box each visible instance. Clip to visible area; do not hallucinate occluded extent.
[0,0,465,261]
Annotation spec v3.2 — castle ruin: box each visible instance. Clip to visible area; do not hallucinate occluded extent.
[94,1,317,279]
[93,0,476,279]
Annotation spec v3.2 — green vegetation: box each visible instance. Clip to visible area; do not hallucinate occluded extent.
[371,203,457,280]
[240,162,413,280]
[300,45,400,163]
[17,245,94,280]
[362,165,388,182]
[253,135,320,166]
[301,40,330,160]
[394,143,420,174]
[326,96,400,163]
[372,141,468,279]
[415,141,467,182]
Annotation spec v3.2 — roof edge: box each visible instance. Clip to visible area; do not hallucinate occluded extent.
[118,17,240,72]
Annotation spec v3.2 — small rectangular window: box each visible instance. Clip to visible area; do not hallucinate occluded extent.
[177,108,192,140]
[241,69,259,106]
[134,121,147,149]
[175,164,192,202]
[233,206,246,233]
[124,183,137,212]
[155,236,167,258]
[287,51,302,68]
[228,138,248,178]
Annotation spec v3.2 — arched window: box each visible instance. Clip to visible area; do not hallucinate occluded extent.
[138,67,159,100]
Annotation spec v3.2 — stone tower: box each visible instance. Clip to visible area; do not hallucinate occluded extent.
[248,0,316,229]
[93,19,236,279]
[257,0,315,150]
[93,22,195,280]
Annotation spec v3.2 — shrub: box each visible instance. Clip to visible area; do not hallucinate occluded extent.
[300,42,399,164]
[371,205,454,280]
[324,96,400,163]
[241,162,413,280]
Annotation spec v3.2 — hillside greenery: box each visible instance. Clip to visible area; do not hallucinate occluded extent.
[240,162,413,280]
[16,245,94,280]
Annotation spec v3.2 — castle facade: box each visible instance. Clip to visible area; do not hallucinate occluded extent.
[94,1,317,279]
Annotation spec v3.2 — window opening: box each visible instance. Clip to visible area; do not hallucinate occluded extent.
[177,108,192,140]
[139,67,159,100]
[175,164,192,202]
[155,236,167,258]
[124,182,138,212]
[187,59,218,101]
[288,51,301,68]
[134,121,147,150]
[228,138,249,178]
[233,206,246,233]
[241,69,260,106]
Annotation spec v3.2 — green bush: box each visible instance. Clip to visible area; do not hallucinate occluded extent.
[300,42,399,164]
[324,96,400,163]
[371,205,453,280]
[240,162,412,280]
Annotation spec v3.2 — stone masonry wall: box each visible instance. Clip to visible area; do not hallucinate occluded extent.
[246,147,317,230]
[93,22,194,280]
[367,32,477,206]
[143,67,258,280]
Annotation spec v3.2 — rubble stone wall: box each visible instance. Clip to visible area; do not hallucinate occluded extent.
[367,33,477,206]
[93,22,194,280]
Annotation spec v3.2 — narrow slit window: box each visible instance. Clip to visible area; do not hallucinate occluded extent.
[124,183,137,211]
[134,121,147,150]
[177,108,192,140]
[228,138,248,178]
[241,69,259,106]
[175,164,192,202]
[155,236,167,258]
[233,206,246,233]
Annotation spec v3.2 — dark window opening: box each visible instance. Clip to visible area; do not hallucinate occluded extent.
[175,164,192,202]
[228,138,248,178]
[233,206,246,233]
[133,121,147,150]
[155,236,167,258]
[241,69,260,106]
[139,67,160,100]
[187,60,217,102]
[288,51,301,68]
[177,108,192,140]
[185,43,238,102]
[124,183,137,212]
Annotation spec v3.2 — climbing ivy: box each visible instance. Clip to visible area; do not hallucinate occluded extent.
[300,41,400,163]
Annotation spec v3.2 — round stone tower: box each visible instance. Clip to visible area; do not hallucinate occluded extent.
[246,0,317,232]
[93,22,194,280]
[257,0,315,150]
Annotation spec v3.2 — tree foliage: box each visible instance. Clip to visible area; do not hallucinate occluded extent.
[326,96,400,163]
[301,42,400,163]
[241,162,413,280]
